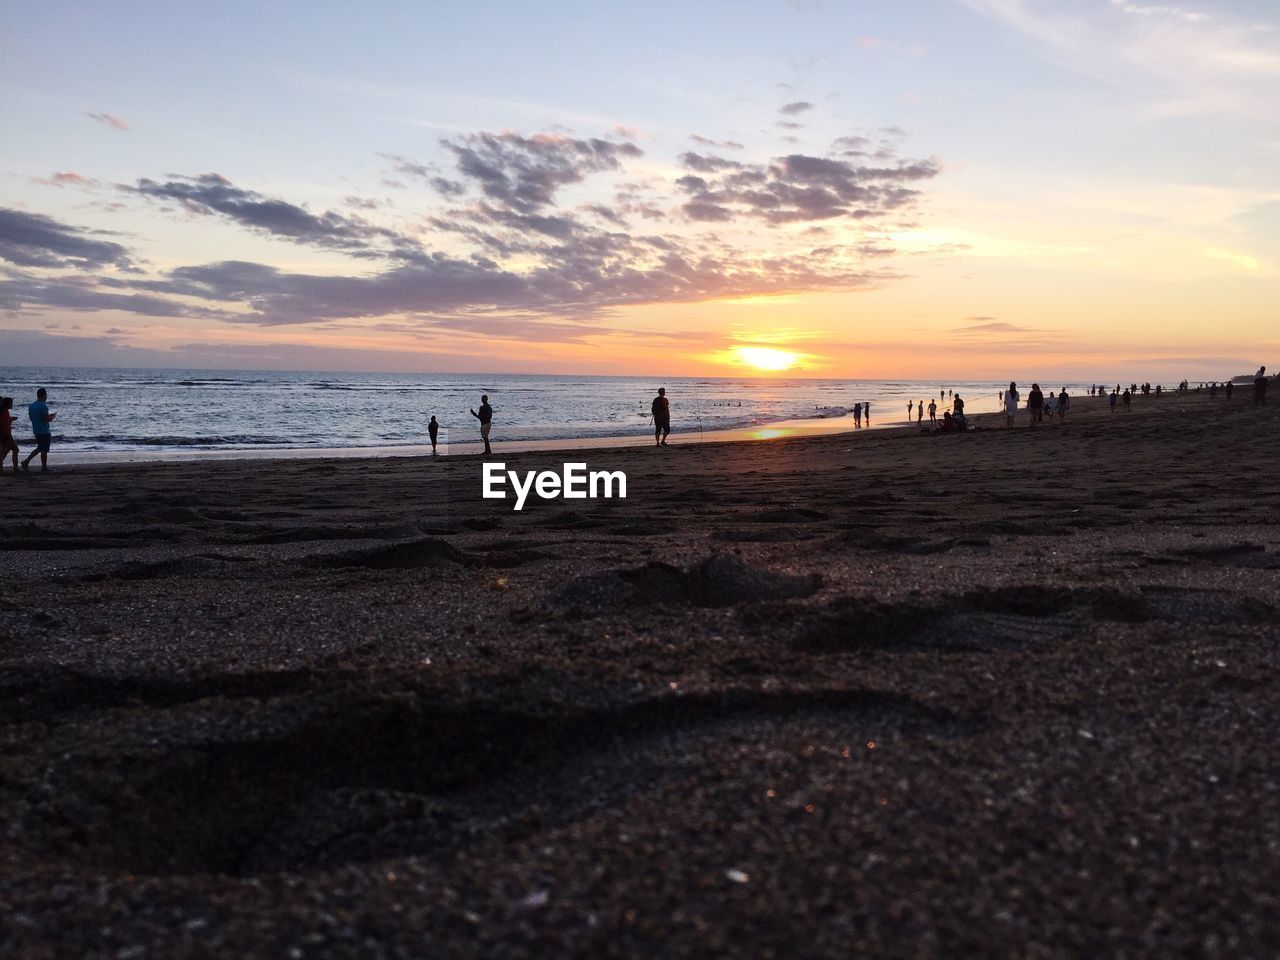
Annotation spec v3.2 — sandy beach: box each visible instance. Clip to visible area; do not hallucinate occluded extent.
[2,389,1278,958]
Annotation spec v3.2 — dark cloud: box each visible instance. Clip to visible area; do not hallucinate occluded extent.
[690,135,745,150]
[441,132,642,214]
[676,150,939,224]
[0,270,223,318]
[678,152,744,173]
[431,177,467,198]
[127,173,414,255]
[7,117,938,336]
[86,112,128,130]
[776,120,805,129]
[779,101,814,115]
[380,153,432,179]
[0,208,133,270]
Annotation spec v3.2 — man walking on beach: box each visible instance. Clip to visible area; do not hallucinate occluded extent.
[428,415,439,455]
[1028,383,1044,425]
[469,395,493,456]
[1255,366,1268,407]
[651,387,670,446]
[21,387,55,473]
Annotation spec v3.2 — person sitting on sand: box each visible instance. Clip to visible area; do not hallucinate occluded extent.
[21,387,55,473]
[927,399,937,425]
[428,415,439,455]
[469,394,493,456]
[1005,382,1019,428]
[651,388,671,446]
[940,410,957,432]
[1,397,19,473]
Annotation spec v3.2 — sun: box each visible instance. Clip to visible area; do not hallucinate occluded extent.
[734,345,800,372]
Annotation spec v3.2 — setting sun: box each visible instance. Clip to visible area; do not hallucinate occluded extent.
[734,346,800,372]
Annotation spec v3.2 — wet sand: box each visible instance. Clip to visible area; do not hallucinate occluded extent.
[2,391,1278,958]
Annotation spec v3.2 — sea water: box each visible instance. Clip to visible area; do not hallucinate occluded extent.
[0,367,1034,458]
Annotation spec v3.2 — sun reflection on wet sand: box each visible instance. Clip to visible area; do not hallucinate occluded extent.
[750,427,795,441]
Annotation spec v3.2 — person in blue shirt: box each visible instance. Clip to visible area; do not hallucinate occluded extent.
[21,387,56,473]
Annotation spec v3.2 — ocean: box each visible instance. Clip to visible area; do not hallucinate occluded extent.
[0,367,1041,459]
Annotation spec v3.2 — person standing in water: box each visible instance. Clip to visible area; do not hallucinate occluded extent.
[469,394,493,455]
[864,401,871,424]
[428,415,439,455]
[651,387,671,446]
[853,402,862,427]
[21,387,55,473]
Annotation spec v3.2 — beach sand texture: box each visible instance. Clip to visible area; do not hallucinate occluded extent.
[2,391,1278,958]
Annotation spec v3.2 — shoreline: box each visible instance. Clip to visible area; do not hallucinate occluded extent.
[41,393,1008,465]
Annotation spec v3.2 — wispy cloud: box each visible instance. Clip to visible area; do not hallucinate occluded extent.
[958,0,1280,114]
[86,112,129,131]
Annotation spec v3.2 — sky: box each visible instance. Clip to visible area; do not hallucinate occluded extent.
[1,0,1277,380]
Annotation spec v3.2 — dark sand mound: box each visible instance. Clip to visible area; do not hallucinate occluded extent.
[553,553,823,613]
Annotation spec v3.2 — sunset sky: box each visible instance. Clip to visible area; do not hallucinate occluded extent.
[2,0,1276,380]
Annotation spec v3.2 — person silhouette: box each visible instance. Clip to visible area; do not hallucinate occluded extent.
[469,394,493,455]
[1255,366,1268,407]
[0,397,19,473]
[651,387,671,446]
[21,387,55,472]
[428,415,439,455]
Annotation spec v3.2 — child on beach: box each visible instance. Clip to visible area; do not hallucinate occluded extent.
[1,398,18,473]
